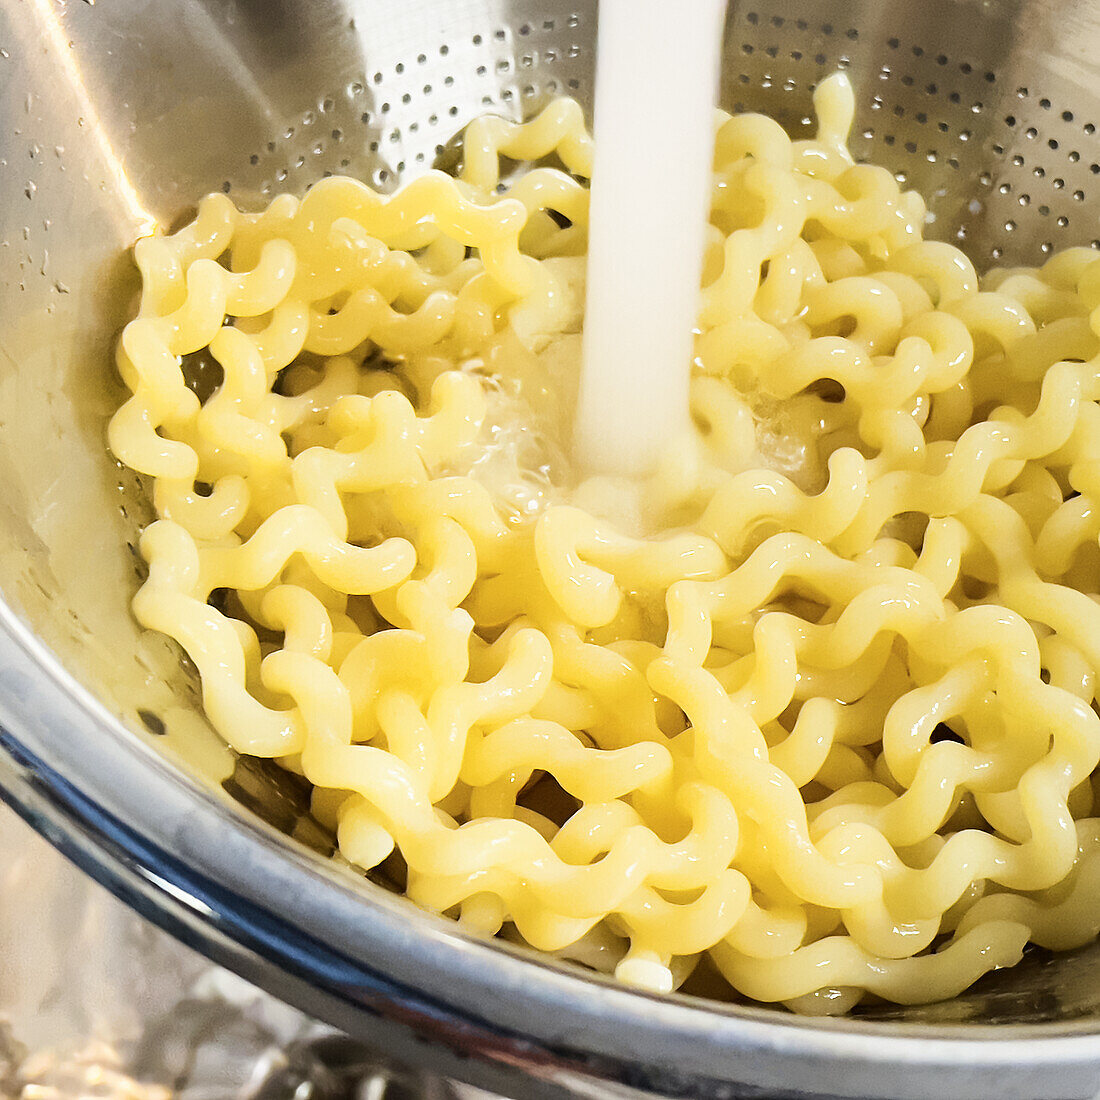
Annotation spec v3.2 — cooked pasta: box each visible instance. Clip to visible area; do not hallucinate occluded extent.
[109,75,1100,1012]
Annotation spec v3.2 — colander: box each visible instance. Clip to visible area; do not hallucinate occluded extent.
[2,1,1100,1097]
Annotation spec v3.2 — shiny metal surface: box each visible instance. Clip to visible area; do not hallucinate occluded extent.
[1,1,1100,1097]
[0,804,484,1100]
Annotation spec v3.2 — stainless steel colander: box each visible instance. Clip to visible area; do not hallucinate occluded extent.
[2,2,1100,1097]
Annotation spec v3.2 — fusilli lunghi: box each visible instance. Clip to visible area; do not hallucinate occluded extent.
[109,77,1100,1012]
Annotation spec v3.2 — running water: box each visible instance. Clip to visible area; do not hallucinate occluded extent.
[574,0,728,477]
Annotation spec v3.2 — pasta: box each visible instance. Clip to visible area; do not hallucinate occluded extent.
[109,74,1100,1013]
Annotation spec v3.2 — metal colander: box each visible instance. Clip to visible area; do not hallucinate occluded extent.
[2,1,1100,1098]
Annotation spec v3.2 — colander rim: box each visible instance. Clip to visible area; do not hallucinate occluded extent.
[3,594,1100,1100]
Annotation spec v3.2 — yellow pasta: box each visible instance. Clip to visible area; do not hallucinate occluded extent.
[109,77,1100,1012]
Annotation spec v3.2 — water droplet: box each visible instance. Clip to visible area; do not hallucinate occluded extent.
[54,280,69,294]
[0,49,10,59]
[24,180,35,199]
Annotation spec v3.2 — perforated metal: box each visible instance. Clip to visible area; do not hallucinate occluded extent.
[224,7,595,201]
[721,1,1100,265]
[211,0,1100,269]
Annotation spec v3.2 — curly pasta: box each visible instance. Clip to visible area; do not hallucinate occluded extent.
[109,78,1100,1012]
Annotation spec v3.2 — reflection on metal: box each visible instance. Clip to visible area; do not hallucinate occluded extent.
[0,808,482,1100]
[27,0,157,236]
[222,754,336,857]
